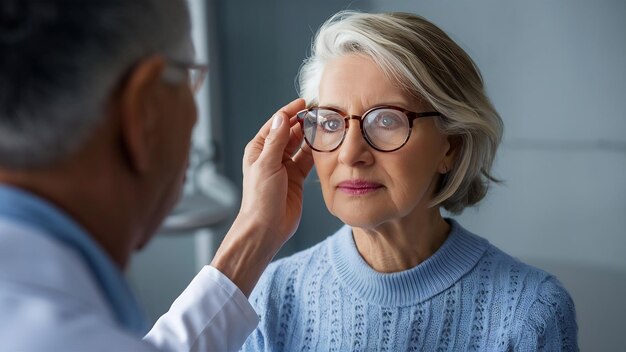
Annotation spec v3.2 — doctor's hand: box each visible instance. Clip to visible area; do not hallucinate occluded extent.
[239,98,312,245]
[211,98,314,296]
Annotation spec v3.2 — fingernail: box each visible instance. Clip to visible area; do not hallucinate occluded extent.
[271,114,283,130]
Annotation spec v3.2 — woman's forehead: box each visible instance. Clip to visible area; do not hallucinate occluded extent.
[318,55,414,109]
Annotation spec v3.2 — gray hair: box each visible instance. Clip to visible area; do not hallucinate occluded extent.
[298,11,504,214]
[0,0,191,169]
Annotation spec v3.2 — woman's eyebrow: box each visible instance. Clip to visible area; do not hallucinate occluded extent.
[318,101,413,111]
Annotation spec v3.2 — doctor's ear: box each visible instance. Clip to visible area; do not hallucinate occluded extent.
[116,56,167,174]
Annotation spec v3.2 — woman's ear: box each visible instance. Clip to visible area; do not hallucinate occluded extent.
[440,135,461,174]
[116,56,167,174]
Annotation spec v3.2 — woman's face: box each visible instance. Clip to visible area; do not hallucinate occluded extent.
[314,54,453,228]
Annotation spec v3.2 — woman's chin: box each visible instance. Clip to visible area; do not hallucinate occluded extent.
[333,212,389,229]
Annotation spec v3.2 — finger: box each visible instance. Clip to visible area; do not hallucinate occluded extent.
[242,138,262,172]
[284,119,303,158]
[245,99,306,170]
[278,98,306,119]
[254,98,306,141]
[291,141,314,178]
[256,111,290,169]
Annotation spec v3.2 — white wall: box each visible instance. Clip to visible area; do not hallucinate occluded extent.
[366,0,625,350]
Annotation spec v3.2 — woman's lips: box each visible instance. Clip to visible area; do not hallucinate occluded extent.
[336,180,384,195]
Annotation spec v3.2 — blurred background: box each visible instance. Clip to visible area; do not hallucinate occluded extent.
[128,0,626,350]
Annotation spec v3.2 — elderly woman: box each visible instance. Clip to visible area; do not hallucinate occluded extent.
[242,11,577,351]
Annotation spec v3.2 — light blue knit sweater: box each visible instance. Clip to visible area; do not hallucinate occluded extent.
[241,219,578,351]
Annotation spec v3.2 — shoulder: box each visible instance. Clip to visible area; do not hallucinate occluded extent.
[270,237,330,275]
[0,280,156,352]
[243,228,343,351]
[0,220,157,352]
[470,243,578,349]
[504,273,579,351]
[481,241,575,310]
[249,227,341,310]
[0,218,110,310]
[477,243,574,308]
[253,236,332,291]
[452,221,560,290]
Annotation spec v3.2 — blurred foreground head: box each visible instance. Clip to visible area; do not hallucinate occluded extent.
[0,0,191,169]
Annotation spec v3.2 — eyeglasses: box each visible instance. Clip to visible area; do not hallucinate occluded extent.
[296,105,442,152]
[166,60,209,93]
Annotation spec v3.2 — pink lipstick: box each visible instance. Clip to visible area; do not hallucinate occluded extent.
[336,180,383,195]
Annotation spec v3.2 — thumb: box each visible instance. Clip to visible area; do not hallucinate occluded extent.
[257,112,289,168]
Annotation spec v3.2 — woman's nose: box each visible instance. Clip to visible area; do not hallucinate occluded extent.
[337,118,374,167]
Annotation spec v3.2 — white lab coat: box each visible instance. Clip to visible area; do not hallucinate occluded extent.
[0,218,259,352]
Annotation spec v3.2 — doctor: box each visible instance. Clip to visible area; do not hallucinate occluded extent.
[0,1,311,351]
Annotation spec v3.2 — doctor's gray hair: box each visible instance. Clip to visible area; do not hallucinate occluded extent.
[298,11,503,214]
[0,0,191,169]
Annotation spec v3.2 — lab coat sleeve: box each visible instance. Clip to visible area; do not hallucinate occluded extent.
[143,265,259,352]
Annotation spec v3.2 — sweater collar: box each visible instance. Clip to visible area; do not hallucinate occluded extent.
[329,218,489,307]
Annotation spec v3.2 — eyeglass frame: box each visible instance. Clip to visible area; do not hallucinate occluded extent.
[166,60,209,93]
[296,105,443,153]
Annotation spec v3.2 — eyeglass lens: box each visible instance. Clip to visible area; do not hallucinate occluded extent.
[301,108,412,152]
[189,68,206,93]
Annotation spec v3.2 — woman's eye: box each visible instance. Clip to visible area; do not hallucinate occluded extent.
[375,114,402,128]
[321,119,342,132]
[382,117,394,127]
